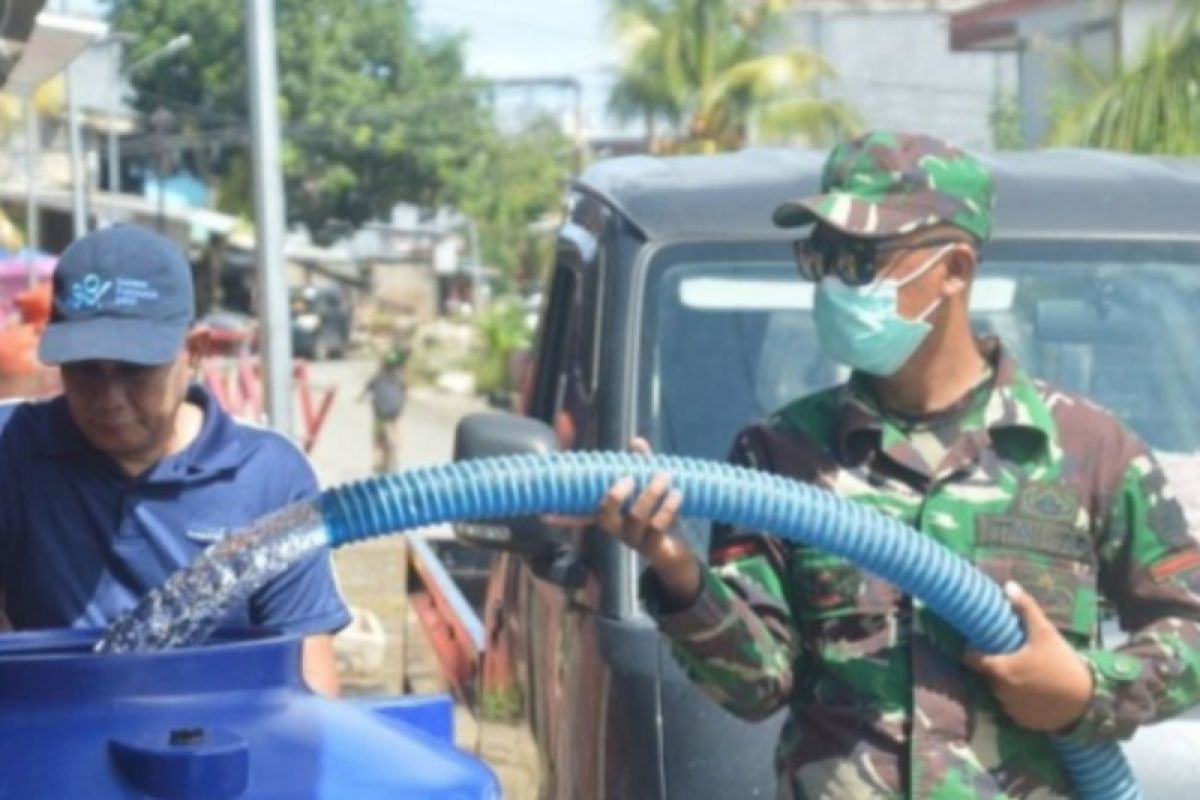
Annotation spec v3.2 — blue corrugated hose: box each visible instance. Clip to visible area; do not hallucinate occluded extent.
[320,452,1140,800]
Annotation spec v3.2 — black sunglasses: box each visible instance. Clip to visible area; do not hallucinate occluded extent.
[794,232,965,286]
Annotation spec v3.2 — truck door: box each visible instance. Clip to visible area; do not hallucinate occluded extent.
[476,223,609,799]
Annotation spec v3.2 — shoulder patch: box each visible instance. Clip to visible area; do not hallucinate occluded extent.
[1014,483,1080,523]
[1150,550,1200,583]
[711,539,765,566]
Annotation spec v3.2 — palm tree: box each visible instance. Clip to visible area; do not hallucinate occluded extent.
[1050,0,1200,154]
[607,0,858,153]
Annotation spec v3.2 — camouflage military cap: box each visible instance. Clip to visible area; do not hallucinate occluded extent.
[772,131,995,241]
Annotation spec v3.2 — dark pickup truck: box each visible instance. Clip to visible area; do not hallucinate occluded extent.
[449,148,1200,798]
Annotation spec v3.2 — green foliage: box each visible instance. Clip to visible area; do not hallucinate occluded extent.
[478,684,524,723]
[990,91,1024,150]
[607,0,858,152]
[453,117,571,290]
[469,297,532,399]
[110,0,492,242]
[1049,0,1200,155]
[405,320,473,388]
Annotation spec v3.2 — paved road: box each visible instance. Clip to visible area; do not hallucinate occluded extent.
[306,356,478,487]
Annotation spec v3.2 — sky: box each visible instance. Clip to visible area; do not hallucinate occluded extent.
[418,0,624,136]
[79,0,626,135]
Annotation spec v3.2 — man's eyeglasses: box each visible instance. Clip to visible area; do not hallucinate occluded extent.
[61,361,164,390]
[794,232,964,286]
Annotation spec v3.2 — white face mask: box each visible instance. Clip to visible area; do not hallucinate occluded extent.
[813,246,953,377]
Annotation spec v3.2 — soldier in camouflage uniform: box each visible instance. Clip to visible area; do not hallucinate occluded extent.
[592,132,1200,798]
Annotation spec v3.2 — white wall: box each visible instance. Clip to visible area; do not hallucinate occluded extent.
[1120,0,1178,62]
[71,43,129,117]
[1012,0,1177,145]
[782,10,1019,152]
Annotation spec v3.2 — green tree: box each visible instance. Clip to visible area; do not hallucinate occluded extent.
[607,0,858,152]
[990,91,1024,150]
[469,296,533,401]
[109,0,492,241]
[453,117,573,290]
[1049,0,1200,154]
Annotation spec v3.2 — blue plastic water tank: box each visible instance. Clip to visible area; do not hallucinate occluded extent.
[0,629,500,799]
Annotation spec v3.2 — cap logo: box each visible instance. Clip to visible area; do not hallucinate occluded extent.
[67,275,162,312]
[68,273,113,310]
[114,278,162,308]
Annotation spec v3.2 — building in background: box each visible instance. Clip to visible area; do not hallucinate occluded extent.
[0,1,49,85]
[779,0,1016,151]
[950,0,1177,145]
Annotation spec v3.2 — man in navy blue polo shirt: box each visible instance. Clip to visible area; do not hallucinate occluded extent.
[0,224,350,695]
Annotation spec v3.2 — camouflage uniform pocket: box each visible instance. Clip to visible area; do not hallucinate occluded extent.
[974,518,1099,643]
[791,549,899,632]
[789,550,907,698]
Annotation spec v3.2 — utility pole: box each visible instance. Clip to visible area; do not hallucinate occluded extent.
[60,0,93,237]
[66,61,88,237]
[108,105,120,192]
[24,96,40,288]
[108,33,192,194]
[149,105,175,232]
[246,0,294,436]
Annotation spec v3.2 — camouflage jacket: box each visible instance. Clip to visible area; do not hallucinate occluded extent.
[645,340,1200,798]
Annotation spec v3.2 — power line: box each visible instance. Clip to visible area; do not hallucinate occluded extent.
[115,86,498,147]
[123,62,610,133]
[128,89,247,127]
[117,107,581,158]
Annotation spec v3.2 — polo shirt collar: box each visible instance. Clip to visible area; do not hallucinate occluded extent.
[29,396,89,458]
[147,385,246,483]
[32,385,246,483]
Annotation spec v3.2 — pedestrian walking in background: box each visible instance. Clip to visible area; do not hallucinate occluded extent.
[361,347,407,473]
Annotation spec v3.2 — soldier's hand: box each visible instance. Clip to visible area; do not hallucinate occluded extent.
[543,438,677,549]
[964,581,1094,732]
[547,438,700,604]
[597,443,682,557]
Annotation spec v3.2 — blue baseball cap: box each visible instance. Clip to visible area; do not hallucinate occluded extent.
[39,224,195,366]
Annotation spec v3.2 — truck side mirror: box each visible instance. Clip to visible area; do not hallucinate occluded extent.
[452,412,564,558]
